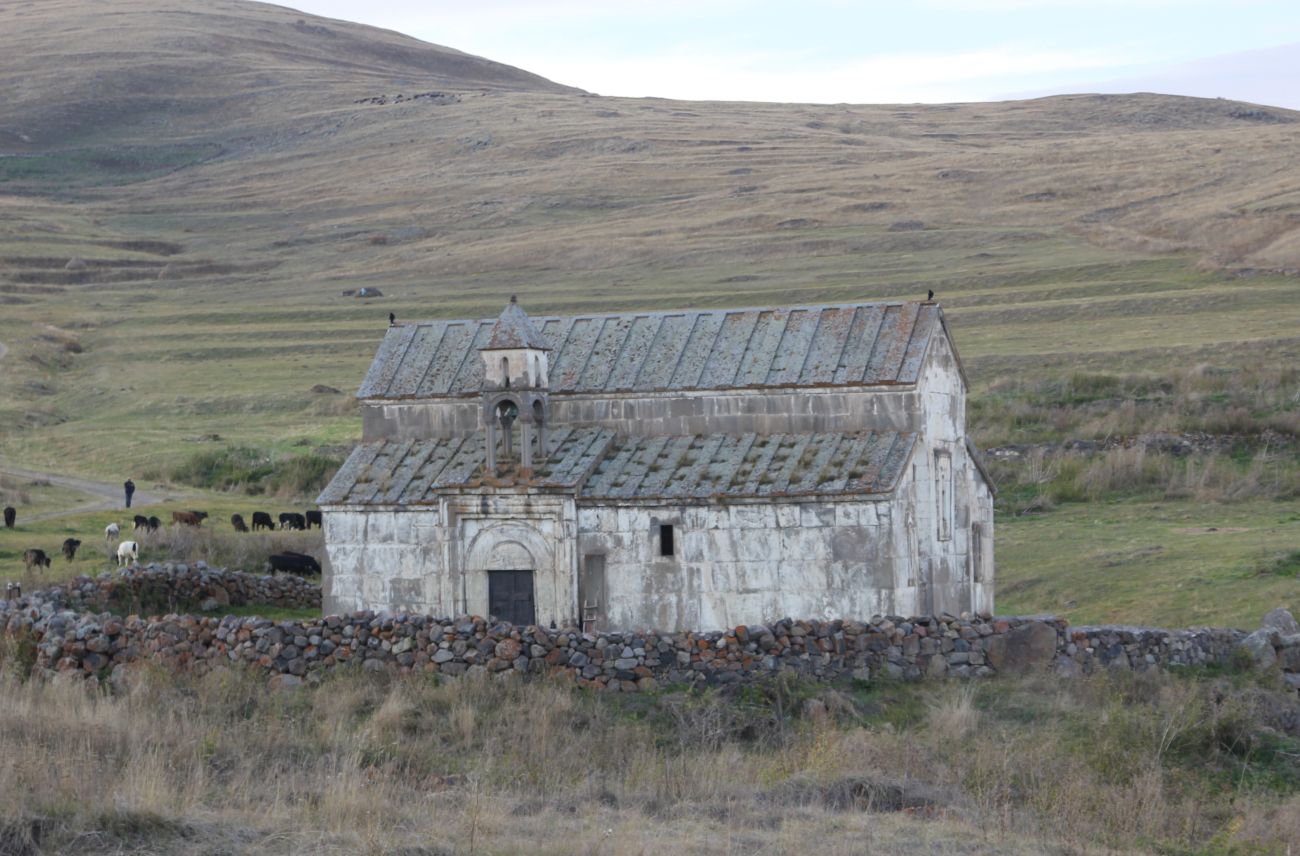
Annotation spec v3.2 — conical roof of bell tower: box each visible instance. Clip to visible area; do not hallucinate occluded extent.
[484,295,549,350]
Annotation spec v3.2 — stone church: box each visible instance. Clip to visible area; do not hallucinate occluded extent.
[317,297,995,631]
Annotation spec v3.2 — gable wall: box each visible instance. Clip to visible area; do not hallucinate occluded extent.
[907,330,995,615]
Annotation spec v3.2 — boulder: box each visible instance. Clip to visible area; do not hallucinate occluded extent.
[268,674,304,692]
[1238,629,1278,669]
[984,621,1057,674]
[1261,607,1299,636]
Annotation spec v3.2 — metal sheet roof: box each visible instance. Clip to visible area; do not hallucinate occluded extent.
[358,301,940,400]
[318,429,914,505]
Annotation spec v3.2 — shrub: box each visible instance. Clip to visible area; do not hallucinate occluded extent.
[169,447,341,498]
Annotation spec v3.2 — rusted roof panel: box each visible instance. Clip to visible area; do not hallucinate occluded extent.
[360,301,940,399]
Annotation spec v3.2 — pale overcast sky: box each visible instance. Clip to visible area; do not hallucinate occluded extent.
[269,0,1300,108]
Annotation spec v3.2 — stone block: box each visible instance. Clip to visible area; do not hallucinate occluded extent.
[1238,629,1278,669]
[984,621,1057,674]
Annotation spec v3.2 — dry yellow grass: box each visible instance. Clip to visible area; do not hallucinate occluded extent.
[0,664,1295,855]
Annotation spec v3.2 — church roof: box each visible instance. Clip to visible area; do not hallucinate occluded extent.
[317,428,915,505]
[484,296,549,350]
[358,301,942,399]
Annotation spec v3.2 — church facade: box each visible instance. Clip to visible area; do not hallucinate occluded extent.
[317,298,995,631]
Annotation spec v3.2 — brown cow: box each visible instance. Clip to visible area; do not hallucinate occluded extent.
[172,510,205,527]
[230,513,249,533]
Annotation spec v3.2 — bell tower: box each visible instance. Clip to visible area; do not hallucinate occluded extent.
[480,296,550,476]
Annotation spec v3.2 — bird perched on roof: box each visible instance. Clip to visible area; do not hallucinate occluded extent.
[389,312,396,326]
[927,289,934,301]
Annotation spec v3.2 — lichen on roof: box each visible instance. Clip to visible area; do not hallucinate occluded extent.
[359,301,942,399]
[317,429,915,505]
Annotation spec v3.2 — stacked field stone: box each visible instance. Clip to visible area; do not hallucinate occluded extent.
[1,568,1296,692]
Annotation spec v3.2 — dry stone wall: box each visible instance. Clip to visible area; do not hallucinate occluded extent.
[1,567,1297,692]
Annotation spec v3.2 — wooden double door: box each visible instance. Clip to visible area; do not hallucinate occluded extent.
[488,570,536,626]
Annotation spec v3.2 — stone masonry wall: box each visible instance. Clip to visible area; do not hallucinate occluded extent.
[3,568,1298,691]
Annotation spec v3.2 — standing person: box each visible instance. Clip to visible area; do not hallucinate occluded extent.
[124,478,135,509]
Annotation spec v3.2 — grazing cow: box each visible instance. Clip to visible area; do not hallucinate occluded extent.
[147,516,161,532]
[230,513,249,533]
[105,522,120,541]
[23,549,51,571]
[61,538,81,561]
[305,510,322,530]
[133,514,150,532]
[172,510,207,527]
[268,552,321,576]
[3,506,14,528]
[251,511,274,531]
[279,512,306,531]
[116,540,139,567]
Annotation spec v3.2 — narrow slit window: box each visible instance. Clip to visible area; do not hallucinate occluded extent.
[659,524,675,557]
[935,452,953,542]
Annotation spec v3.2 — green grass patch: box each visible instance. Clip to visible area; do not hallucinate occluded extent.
[0,144,222,194]
[997,498,1300,627]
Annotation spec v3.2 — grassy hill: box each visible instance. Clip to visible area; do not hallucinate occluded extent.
[0,0,1297,626]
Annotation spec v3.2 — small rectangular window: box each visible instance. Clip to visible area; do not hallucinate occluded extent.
[659,524,675,557]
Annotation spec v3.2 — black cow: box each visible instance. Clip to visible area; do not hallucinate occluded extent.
[230,513,249,533]
[22,549,51,571]
[3,506,14,528]
[268,552,321,576]
[133,515,150,531]
[279,512,306,531]
[61,538,81,561]
[147,516,161,532]
[251,511,274,531]
[305,510,322,530]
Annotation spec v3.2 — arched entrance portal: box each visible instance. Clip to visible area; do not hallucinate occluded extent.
[462,522,558,627]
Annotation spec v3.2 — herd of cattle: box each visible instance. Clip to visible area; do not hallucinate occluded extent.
[5,504,322,578]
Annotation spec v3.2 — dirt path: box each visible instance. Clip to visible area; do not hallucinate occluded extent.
[0,464,194,523]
